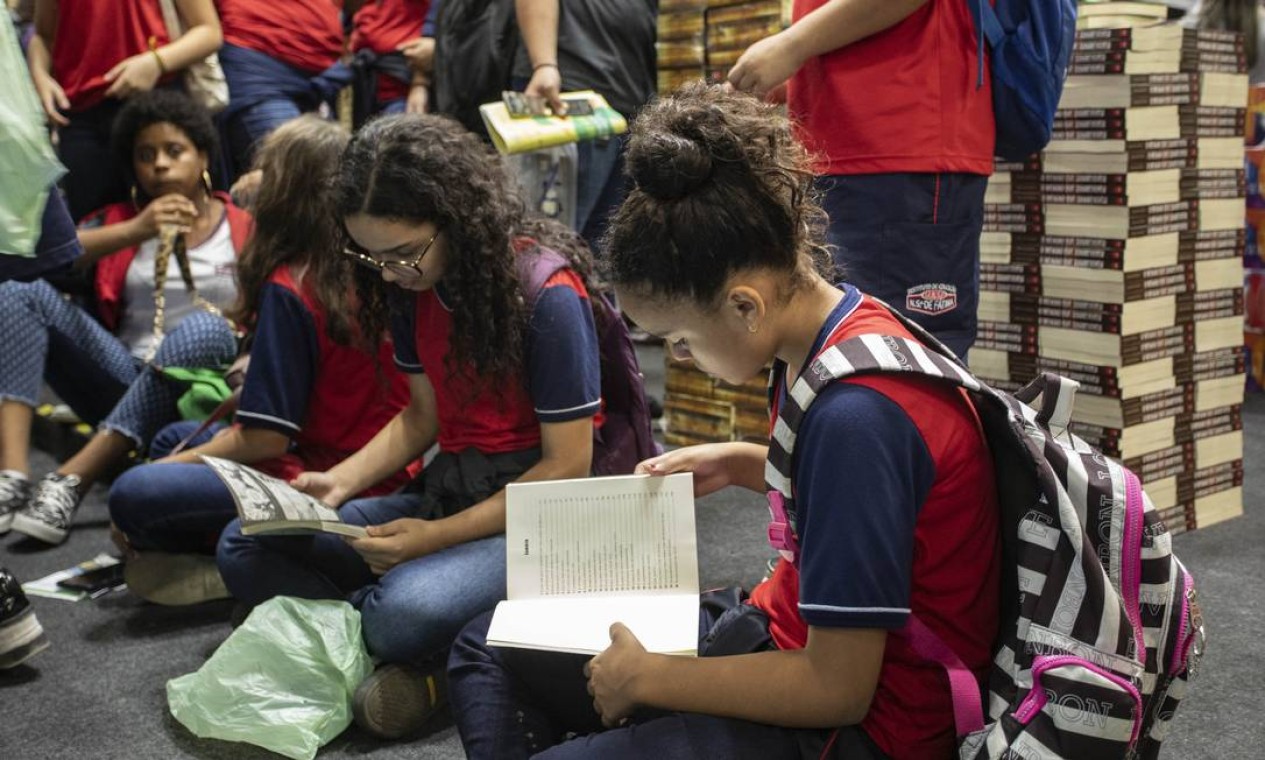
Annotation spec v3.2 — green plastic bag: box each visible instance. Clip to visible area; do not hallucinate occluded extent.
[167,597,374,760]
[0,19,66,257]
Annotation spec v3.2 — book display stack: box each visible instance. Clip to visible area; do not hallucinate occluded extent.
[655,1,790,95]
[974,19,1250,534]
[1246,86,1265,392]
[662,357,769,447]
[657,1,708,94]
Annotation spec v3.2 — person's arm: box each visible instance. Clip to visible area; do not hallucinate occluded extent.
[348,414,593,574]
[728,0,930,97]
[103,0,223,98]
[296,371,440,507]
[636,441,769,497]
[161,425,291,465]
[27,0,69,126]
[590,623,886,728]
[515,0,565,113]
[75,194,198,266]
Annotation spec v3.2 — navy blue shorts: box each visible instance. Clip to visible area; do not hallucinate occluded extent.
[817,172,987,360]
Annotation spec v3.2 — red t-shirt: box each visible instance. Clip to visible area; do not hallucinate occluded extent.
[788,0,995,176]
[351,0,430,103]
[51,0,171,110]
[216,0,344,74]
[749,292,1000,759]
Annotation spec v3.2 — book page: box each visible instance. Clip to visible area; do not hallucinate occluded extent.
[487,593,700,656]
[201,456,347,527]
[505,473,698,600]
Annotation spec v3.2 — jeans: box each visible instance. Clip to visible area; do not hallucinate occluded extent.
[817,172,987,361]
[574,134,630,254]
[57,100,127,221]
[108,460,236,554]
[448,607,886,760]
[217,491,508,664]
[0,281,238,447]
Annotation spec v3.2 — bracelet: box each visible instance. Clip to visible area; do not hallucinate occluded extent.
[149,48,167,74]
[532,62,559,72]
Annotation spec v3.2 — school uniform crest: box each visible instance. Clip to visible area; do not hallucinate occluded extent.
[906,283,958,316]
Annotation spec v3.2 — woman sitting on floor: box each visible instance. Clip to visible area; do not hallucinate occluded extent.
[0,90,248,545]
[107,116,414,605]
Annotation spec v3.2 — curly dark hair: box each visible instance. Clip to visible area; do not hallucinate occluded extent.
[111,90,219,185]
[602,83,831,307]
[227,116,359,345]
[335,113,594,385]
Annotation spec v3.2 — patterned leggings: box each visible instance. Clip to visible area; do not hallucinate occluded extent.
[0,280,238,449]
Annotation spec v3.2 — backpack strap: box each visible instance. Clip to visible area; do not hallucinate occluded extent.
[903,615,987,738]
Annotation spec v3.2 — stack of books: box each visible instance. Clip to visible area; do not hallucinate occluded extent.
[702,1,788,85]
[662,357,769,447]
[1077,1,1169,31]
[1246,85,1265,392]
[975,19,1249,535]
[657,1,708,94]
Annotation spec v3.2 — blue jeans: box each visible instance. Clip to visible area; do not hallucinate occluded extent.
[448,608,884,760]
[108,459,236,554]
[575,134,630,254]
[217,491,508,664]
[0,282,238,447]
[817,172,987,361]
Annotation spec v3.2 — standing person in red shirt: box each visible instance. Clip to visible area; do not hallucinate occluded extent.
[214,0,349,179]
[25,0,224,221]
[349,0,432,124]
[447,85,1000,760]
[728,0,994,360]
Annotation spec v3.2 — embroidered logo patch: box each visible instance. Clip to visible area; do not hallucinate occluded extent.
[906,283,958,316]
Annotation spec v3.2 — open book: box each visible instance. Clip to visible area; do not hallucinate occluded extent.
[200,456,366,538]
[479,90,628,155]
[486,473,699,656]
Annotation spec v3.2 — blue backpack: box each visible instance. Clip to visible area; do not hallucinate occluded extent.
[968,0,1078,160]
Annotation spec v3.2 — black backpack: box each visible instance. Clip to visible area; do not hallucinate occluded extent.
[516,246,660,476]
[432,0,519,138]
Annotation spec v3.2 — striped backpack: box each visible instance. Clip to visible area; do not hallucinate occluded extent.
[764,303,1205,759]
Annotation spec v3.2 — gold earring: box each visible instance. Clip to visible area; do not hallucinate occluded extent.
[748,323,759,334]
[202,169,214,195]
[130,185,140,208]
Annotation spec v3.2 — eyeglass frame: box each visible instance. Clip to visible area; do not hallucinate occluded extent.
[340,228,441,279]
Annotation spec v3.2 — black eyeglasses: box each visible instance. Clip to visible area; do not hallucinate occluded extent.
[341,229,440,279]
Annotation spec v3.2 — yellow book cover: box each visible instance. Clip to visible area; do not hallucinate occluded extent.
[480,90,628,155]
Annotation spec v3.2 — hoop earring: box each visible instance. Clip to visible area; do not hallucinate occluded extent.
[202,169,214,195]
[130,185,140,209]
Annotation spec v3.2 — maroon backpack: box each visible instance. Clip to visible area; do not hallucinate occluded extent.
[517,246,660,475]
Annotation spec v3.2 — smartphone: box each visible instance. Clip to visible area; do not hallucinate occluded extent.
[560,98,594,117]
[503,91,547,118]
[57,563,125,593]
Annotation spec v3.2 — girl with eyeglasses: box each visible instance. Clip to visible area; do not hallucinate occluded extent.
[107,116,416,604]
[216,113,603,741]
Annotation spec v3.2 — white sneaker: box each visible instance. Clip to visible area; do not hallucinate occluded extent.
[10,473,82,545]
[0,473,32,533]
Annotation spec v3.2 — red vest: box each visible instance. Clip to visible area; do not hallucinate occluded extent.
[91,193,254,332]
[252,266,416,496]
[750,295,1000,759]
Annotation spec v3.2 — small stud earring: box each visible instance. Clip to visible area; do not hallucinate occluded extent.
[748,323,759,334]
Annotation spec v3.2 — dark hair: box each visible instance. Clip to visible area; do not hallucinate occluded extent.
[228,116,358,344]
[1197,0,1259,68]
[335,113,594,383]
[603,83,830,307]
[111,89,219,182]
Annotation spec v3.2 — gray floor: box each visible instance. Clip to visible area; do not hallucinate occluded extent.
[0,348,1260,759]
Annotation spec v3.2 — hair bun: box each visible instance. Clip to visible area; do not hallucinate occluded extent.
[627,132,713,201]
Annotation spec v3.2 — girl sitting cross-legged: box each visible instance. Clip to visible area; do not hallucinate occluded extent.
[215,113,604,741]
[107,115,415,604]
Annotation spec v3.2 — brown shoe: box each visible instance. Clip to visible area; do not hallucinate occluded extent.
[352,663,447,739]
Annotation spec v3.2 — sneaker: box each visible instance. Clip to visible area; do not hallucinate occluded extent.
[124,552,230,606]
[0,568,50,669]
[0,473,32,533]
[10,473,82,545]
[352,663,448,739]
